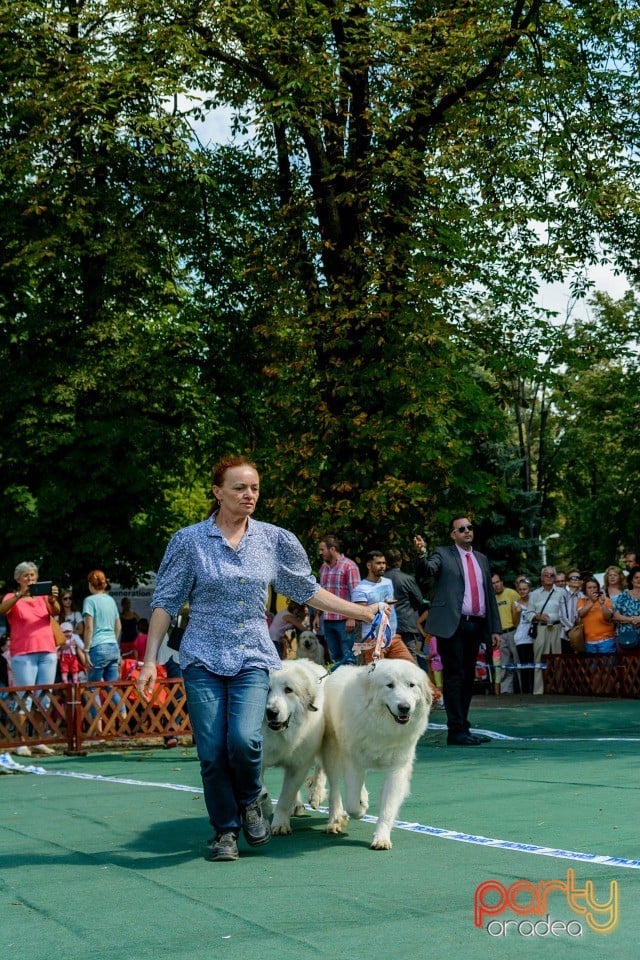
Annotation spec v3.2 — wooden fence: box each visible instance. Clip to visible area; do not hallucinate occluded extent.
[0,677,190,755]
[543,650,640,698]
[2,652,638,757]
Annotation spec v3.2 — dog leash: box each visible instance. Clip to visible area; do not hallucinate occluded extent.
[353,602,392,665]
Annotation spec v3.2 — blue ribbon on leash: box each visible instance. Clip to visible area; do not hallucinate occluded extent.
[362,610,392,649]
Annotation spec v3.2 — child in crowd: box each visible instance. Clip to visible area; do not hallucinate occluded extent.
[418,602,445,709]
[426,635,443,692]
[58,621,85,683]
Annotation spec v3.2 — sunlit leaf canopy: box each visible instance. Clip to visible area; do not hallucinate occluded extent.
[0,0,638,588]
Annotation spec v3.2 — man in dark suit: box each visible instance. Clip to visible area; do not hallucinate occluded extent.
[414,516,501,746]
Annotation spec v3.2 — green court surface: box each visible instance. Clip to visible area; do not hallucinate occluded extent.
[2,695,639,960]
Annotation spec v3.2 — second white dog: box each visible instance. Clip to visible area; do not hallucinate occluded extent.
[321,659,432,849]
[261,659,327,834]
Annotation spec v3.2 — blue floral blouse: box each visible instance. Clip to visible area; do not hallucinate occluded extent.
[151,516,319,675]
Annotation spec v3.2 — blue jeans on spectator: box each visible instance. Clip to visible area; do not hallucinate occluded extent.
[11,652,58,688]
[323,620,357,663]
[11,652,57,712]
[182,664,269,836]
[585,638,617,654]
[87,642,124,716]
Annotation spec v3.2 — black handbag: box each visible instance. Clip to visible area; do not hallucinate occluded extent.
[167,614,185,652]
[529,589,553,641]
[167,626,184,651]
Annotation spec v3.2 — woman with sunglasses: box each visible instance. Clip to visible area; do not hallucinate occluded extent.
[559,569,585,653]
[58,590,84,639]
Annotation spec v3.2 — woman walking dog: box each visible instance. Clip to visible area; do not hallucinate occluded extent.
[137,455,383,862]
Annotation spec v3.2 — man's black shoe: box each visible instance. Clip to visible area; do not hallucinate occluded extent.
[242,799,272,846]
[447,733,482,746]
[469,733,491,743]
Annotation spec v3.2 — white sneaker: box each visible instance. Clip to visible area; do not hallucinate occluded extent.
[32,744,55,755]
[14,745,32,757]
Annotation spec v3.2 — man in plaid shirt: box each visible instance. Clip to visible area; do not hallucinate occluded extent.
[313,535,361,662]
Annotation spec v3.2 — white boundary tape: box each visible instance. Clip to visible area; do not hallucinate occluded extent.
[429,722,640,742]
[2,750,639,871]
[0,752,200,792]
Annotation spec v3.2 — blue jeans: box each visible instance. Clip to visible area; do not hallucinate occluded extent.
[87,643,123,715]
[585,638,617,654]
[182,664,269,835]
[11,652,58,687]
[87,643,121,682]
[11,652,58,712]
[323,620,357,663]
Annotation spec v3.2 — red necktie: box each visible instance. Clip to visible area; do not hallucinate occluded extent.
[466,553,481,615]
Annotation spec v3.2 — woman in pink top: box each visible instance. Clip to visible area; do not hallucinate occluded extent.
[0,561,60,689]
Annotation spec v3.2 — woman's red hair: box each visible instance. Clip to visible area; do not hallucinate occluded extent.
[212,456,258,487]
[87,569,108,590]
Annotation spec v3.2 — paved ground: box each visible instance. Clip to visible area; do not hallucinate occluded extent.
[2,694,639,960]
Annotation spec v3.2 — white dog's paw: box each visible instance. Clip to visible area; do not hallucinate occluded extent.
[370,835,393,850]
[325,813,349,835]
[346,788,369,820]
[292,801,306,816]
[307,786,327,809]
[306,769,327,808]
[271,817,293,836]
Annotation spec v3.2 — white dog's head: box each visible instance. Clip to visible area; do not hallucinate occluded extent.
[296,630,325,664]
[365,659,432,727]
[265,661,325,732]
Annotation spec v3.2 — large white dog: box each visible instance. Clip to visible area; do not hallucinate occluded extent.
[261,659,327,834]
[321,659,432,850]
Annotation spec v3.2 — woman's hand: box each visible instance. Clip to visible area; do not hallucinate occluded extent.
[136,662,157,701]
[363,602,390,623]
[47,587,60,613]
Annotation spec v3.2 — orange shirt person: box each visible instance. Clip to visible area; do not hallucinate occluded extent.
[577,578,616,654]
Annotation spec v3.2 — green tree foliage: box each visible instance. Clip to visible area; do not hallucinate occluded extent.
[0,1,242,585]
[121,0,640,554]
[457,288,640,572]
[1,1,639,582]
[546,292,640,570]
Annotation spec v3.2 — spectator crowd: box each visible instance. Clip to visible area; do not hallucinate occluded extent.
[1,535,639,756]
